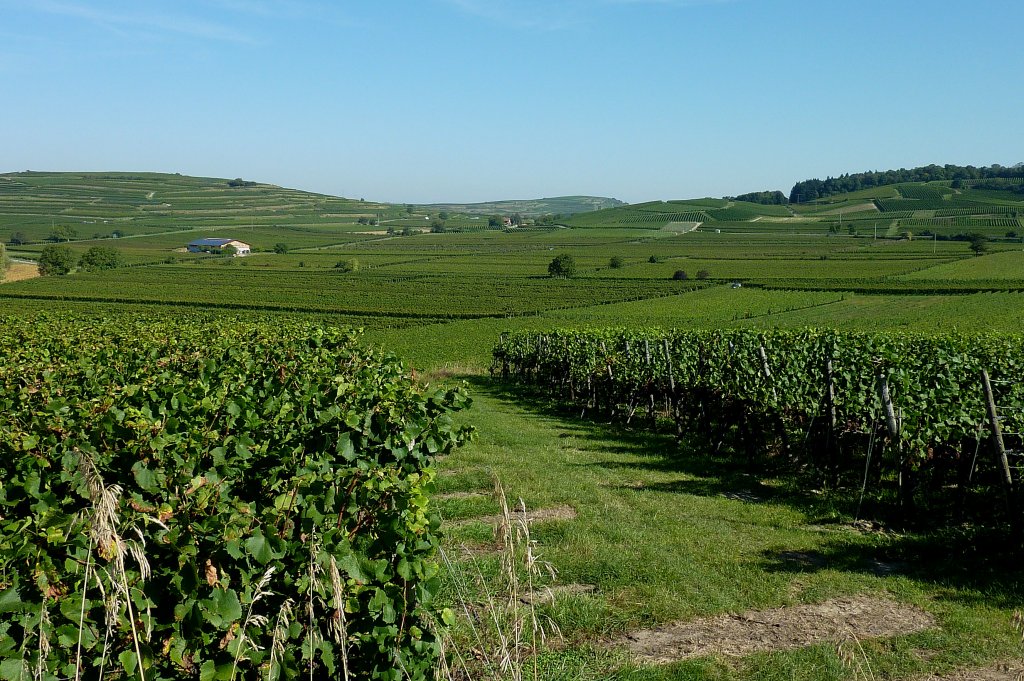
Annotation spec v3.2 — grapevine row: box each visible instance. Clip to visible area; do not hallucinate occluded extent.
[492,328,1023,524]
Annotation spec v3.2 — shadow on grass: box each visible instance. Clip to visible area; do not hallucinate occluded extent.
[455,373,1024,612]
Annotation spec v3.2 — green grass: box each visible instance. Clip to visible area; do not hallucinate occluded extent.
[429,378,1024,679]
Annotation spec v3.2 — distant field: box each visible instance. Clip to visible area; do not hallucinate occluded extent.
[5,171,1024,341]
[899,250,1024,281]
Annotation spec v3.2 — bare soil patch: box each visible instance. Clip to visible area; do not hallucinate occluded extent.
[436,491,489,501]
[520,583,596,606]
[915,662,1024,680]
[2,262,40,283]
[620,595,935,664]
[457,503,577,528]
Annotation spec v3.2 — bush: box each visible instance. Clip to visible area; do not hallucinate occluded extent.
[334,258,360,272]
[672,270,688,280]
[548,253,576,278]
[38,244,76,275]
[609,256,625,269]
[648,255,659,263]
[696,269,710,280]
[273,242,289,254]
[78,245,124,272]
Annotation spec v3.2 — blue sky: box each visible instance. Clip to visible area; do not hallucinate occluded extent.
[2,0,1022,203]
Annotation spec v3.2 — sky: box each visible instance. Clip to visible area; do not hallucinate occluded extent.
[2,0,1022,204]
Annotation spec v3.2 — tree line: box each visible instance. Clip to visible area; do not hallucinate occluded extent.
[788,163,1024,203]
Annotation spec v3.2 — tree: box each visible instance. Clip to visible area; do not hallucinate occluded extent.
[648,255,660,263]
[488,216,502,228]
[274,243,289,254]
[696,269,710,280]
[968,234,989,255]
[401,227,416,236]
[48,225,76,242]
[672,270,688,280]
[405,204,415,215]
[547,253,576,278]
[430,221,447,233]
[334,258,359,272]
[0,243,7,279]
[608,255,624,269]
[78,245,123,272]
[9,231,27,246]
[438,211,449,220]
[38,244,76,275]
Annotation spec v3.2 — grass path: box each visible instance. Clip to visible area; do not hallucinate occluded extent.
[433,378,1024,680]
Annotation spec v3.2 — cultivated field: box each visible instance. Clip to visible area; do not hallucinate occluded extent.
[2,172,1023,680]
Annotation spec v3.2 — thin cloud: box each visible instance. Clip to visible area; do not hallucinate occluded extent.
[443,0,730,29]
[442,0,589,30]
[12,0,260,44]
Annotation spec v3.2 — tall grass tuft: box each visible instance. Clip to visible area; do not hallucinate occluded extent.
[435,479,560,680]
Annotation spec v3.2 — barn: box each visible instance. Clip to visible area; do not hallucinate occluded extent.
[186,238,251,256]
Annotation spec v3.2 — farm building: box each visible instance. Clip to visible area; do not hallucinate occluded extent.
[186,238,251,256]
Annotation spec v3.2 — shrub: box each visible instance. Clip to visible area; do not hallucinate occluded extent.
[548,253,576,278]
[78,245,124,272]
[609,256,625,269]
[672,270,688,280]
[696,269,710,280]
[334,258,360,272]
[38,244,76,275]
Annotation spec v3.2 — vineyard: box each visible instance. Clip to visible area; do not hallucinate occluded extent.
[492,328,1024,525]
[0,314,472,679]
[5,173,1024,678]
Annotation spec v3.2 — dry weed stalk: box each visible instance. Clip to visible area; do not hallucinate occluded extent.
[230,567,275,681]
[75,450,159,681]
[327,556,351,679]
[435,479,560,681]
[837,634,876,681]
[268,598,294,681]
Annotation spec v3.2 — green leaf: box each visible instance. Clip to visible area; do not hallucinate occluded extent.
[212,588,242,623]
[0,659,26,681]
[119,650,138,676]
[245,530,276,565]
[0,588,25,614]
[337,432,356,461]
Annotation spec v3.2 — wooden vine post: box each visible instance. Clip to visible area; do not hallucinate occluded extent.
[824,356,838,481]
[644,338,657,423]
[662,338,684,439]
[877,370,911,514]
[981,369,1015,520]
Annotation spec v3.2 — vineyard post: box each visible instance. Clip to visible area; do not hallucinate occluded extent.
[757,344,778,403]
[824,357,838,482]
[600,341,613,416]
[644,338,656,424]
[877,372,900,440]
[877,371,910,514]
[981,369,1015,520]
